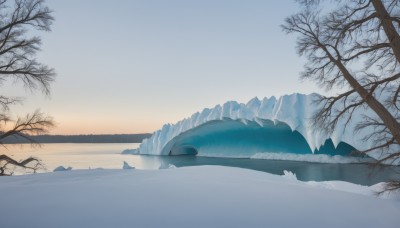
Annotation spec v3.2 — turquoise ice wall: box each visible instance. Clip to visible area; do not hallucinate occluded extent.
[165,119,356,157]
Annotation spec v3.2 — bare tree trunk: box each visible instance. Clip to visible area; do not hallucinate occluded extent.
[322,45,400,146]
[284,0,400,189]
[371,0,400,64]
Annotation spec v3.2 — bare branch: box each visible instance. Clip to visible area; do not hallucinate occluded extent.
[284,0,400,192]
[0,0,55,176]
[0,154,42,175]
[0,110,55,144]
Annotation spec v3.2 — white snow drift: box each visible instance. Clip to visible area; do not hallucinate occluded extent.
[0,166,398,228]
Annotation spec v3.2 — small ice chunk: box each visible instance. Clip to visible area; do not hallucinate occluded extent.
[282,170,297,181]
[123,161,135,170]
[159,163,177,169]
[121,148,139,154]
[53,166,72,172]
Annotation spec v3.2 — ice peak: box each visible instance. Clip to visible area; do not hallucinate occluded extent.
[127,93,395,163]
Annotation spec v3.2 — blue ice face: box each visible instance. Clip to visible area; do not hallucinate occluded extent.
[164,119,356,157]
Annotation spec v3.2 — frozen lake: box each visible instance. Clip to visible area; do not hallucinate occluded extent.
[2,143,399,185]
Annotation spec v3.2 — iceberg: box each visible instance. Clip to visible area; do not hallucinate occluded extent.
[126,93,399,163]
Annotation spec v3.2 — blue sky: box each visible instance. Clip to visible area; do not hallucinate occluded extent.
[6,0,326,134]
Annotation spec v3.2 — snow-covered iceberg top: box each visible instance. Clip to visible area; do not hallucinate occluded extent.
[127,93,393,161]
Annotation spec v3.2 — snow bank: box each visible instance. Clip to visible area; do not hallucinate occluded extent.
[0,166,399,228]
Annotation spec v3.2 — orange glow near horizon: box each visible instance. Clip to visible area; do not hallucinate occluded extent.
[44,107,197,135]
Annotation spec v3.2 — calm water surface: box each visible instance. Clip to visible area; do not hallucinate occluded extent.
[2,143,399,185]
[2,143,143,170]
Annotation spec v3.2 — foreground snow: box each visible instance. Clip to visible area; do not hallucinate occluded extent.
[0,166,399,228]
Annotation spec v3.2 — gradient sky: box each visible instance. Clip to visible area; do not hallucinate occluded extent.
[6,0,328,134]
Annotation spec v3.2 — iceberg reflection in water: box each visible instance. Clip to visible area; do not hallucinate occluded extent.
[136,155,399,186]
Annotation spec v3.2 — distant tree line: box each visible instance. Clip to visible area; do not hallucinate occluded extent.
[1,134,151,144]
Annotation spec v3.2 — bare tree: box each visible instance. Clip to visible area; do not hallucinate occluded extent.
[282,0,400,190]
[0,0,55,175]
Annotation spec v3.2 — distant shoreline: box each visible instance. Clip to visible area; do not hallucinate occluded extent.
[2,134,151,144]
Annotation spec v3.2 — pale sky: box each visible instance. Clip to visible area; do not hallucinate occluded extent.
[6,0,327,134]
